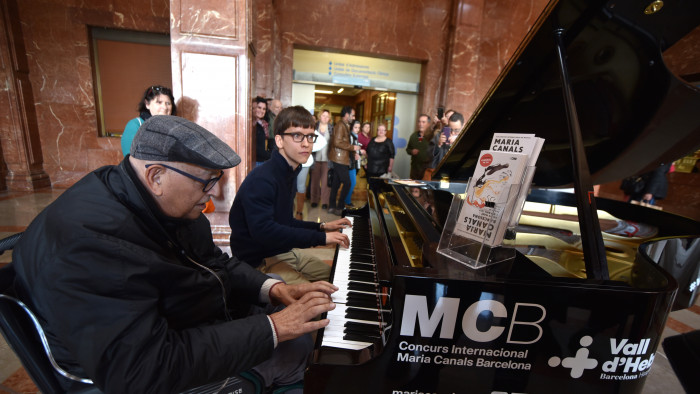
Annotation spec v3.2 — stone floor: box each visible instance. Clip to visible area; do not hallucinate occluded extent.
[0,184,697,393]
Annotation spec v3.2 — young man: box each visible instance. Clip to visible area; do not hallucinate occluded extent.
[11,115,337,393]
[230,106,352,285]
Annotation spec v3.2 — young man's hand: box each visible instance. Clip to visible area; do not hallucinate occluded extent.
[325,232,350,248]
[323,218,352,232]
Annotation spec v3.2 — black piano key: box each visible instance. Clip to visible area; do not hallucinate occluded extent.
[343,332,380,344]
[347,282,378,292]
[348,262,375,270]
[345,308,381,322]
[350,254,373,263]
[347,293,379,308]
[345,321,381,334]
[349,270,376,282]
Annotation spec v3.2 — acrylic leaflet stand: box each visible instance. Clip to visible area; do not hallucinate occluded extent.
[437,166,536,269]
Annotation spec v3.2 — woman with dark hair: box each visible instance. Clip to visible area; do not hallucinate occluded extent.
[344,120,361,207]
[121,85,177,156]
[365,123,395,178]
[358,122,371,176]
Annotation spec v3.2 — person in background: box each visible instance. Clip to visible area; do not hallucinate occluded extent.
[12,115,336,393]
[410,187,439,222]
[627,163,672,206]
[295,126,327,220]
[358,122,372,177]
[406,114,433,180]
[432,108,454,141]
[328,106,360,215]
[432,112,464,168]
[253,96,272,166]
[268,99,283,133]
[345,120,361,207]
[230,106,351,285]
[309,109,333,209]
[365,123,395,178]
[121,85,176,156]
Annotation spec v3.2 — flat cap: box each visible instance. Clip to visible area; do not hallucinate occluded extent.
[131,115,240,169]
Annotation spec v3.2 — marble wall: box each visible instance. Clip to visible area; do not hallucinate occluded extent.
[254,0,453,115]
[252,0,549,122]
[2,0,698,188]
[12,0,169,188]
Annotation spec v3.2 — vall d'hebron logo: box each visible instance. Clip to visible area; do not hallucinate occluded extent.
[548,335,654,380]
[399,295,655,381]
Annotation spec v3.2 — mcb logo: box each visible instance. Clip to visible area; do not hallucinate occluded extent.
[547,336,598,378]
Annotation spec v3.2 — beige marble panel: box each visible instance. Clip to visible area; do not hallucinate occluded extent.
[179,0,239,39]
[181,51,240,211]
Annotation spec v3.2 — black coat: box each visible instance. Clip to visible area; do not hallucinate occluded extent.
[12,158,274,393]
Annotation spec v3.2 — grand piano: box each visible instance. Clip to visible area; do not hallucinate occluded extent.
[304,0,700,393]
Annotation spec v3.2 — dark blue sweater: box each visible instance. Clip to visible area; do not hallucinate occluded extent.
[229,150,325,265]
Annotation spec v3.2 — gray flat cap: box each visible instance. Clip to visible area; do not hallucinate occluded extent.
[131,115,240,169]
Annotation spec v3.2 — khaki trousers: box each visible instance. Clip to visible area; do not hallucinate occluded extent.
[260,248,331,285]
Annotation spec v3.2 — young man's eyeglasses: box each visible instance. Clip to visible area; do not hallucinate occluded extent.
[145,164,224,192]
[281,132,317,143]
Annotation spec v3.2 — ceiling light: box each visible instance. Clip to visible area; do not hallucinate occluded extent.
[314,90,333,94]
[337,88,344,93]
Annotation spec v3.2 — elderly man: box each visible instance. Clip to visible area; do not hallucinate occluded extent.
[10,116,336,393]
[406,114,433,180]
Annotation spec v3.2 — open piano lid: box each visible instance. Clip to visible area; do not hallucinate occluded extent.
[433,0,700,186]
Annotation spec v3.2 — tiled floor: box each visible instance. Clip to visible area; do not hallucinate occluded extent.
[0,185,697,393]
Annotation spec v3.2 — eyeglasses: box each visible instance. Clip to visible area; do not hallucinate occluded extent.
[145,164,224,192]
[282,132,318,143]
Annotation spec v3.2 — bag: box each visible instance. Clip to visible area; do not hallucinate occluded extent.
[327,168,334,186]
[620,176,645,195]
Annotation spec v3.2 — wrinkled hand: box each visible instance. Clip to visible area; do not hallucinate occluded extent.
[326,231,350,248]
[325,218,352,232]
[269,291,336,342]
[270,281,337,306]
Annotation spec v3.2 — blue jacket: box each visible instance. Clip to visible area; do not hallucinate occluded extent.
[230,150,325,265]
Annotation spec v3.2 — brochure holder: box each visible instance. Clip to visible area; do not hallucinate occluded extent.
[437,171,533,269]
[504,165,537,240]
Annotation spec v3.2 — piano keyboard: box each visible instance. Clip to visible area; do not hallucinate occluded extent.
[322,215,388,351]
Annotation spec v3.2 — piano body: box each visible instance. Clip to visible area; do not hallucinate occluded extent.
[305,0,700,393]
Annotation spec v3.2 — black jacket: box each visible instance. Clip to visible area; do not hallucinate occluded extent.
[12,158,274,393]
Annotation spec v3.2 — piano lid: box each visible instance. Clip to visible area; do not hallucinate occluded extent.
[433,0,700,187]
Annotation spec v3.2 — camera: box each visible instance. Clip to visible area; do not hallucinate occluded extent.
[437,107,444,119]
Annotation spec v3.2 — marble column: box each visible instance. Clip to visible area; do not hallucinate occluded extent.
[170,0,251,248]
[0,0,50,191]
